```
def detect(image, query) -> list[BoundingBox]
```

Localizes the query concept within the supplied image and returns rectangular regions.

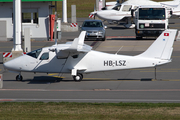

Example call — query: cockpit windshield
[26,48,42,58]
[112,5,121,11]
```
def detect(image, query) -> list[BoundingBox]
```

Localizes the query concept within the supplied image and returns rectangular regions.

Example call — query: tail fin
[70,31,86,49]
[137,29,177,60]
[69,31,92,52]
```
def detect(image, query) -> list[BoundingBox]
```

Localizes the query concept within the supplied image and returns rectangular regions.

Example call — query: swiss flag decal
[164,33,169,36]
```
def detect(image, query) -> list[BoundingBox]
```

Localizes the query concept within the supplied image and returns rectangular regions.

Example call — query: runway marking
[48,75,180,82]
[133,68,180,73]
[107,36,135,38]
[160,68,180,70]
[83,78,114,80]
[140,71,178,72]
[0,99,14,101]
[1,98,180,102]
[0,89,180,92]
[48,73,64,78]
[172,56,180,58]
[98,45,150,48]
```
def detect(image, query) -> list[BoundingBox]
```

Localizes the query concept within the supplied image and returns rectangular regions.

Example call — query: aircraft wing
[55,31,92,58]
[160,3,178,8]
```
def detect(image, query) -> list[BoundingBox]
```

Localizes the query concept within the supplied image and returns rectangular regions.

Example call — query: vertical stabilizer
[70,31,86,49]
[137,29,177,60]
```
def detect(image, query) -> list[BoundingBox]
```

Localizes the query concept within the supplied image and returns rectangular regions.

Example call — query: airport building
[0,0,62,41]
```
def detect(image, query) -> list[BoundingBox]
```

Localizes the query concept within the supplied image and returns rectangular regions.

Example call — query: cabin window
[40,53,49,60]
[27,48,42,58]
[122,5,132,12]
[133,6,139,10]
[72,54,79,59]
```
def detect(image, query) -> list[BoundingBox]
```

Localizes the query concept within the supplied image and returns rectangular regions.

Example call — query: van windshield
[139,8,165,20]
[26,48,42,58]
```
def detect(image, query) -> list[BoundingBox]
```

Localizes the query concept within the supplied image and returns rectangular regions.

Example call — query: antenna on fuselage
[115,46,123,55]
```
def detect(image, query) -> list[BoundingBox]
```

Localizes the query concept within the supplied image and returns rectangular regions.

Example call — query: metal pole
[54,1,57,43]
[12,0,22,51]
[62,0,67,23]
[155,65,157,80]
[96,0,99,11]
[71,5,76,23]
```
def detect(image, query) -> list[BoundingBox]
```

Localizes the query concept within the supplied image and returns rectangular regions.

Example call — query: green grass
[52,0,175,18]
[0,102,180,120]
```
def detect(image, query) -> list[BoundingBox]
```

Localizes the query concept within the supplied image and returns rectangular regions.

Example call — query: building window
[22,12,38,24]
[12,10,38,24]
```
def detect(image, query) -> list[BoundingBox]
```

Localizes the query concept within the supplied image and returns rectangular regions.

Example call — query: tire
[102,36,106,41]
[16,75,23,81]
[73,73,83,82]
[136,36,142,40]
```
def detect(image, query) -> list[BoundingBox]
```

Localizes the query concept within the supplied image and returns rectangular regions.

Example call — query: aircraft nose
[3,58,21,71]
[4,60,14,70]
[96,11,109,19]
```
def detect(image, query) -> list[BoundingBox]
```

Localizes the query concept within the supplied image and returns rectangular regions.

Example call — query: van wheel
[136,36,142,40]
[102,36,106,41]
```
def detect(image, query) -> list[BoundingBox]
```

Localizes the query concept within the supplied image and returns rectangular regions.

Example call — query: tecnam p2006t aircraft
[3,29,177,81]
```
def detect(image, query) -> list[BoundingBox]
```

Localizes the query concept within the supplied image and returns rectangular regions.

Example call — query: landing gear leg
[73,73,83,82]
[16,73,23,81]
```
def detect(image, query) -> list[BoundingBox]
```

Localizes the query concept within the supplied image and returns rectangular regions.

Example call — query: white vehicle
[4,29,177,81]
[90,0,180,28]
[134,5,171,39]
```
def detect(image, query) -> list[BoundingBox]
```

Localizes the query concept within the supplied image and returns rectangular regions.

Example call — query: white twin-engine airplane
[3,29,177,82]
[90,0,180,27]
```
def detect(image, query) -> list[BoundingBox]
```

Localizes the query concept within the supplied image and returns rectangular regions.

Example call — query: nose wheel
[73,73,83,82]
[16,74,23,81]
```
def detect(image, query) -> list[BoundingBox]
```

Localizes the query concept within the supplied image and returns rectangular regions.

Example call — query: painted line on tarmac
[140,71,178,72]
[107,36,135,39]
[0,99,14,101]
[1,98,180,102]
[48,75,180,82]
[1,89,180,92]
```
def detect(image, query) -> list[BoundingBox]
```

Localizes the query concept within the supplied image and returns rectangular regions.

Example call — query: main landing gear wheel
[73,73,83,82]
[16,74,23,81]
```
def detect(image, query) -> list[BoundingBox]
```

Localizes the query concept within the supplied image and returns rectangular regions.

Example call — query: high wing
[49,31,92,58]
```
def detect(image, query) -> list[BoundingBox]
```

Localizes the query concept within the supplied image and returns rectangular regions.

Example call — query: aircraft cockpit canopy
[26,48,42,59]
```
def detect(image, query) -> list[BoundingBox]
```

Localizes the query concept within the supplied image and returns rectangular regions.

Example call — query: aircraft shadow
[25,76,66,84]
